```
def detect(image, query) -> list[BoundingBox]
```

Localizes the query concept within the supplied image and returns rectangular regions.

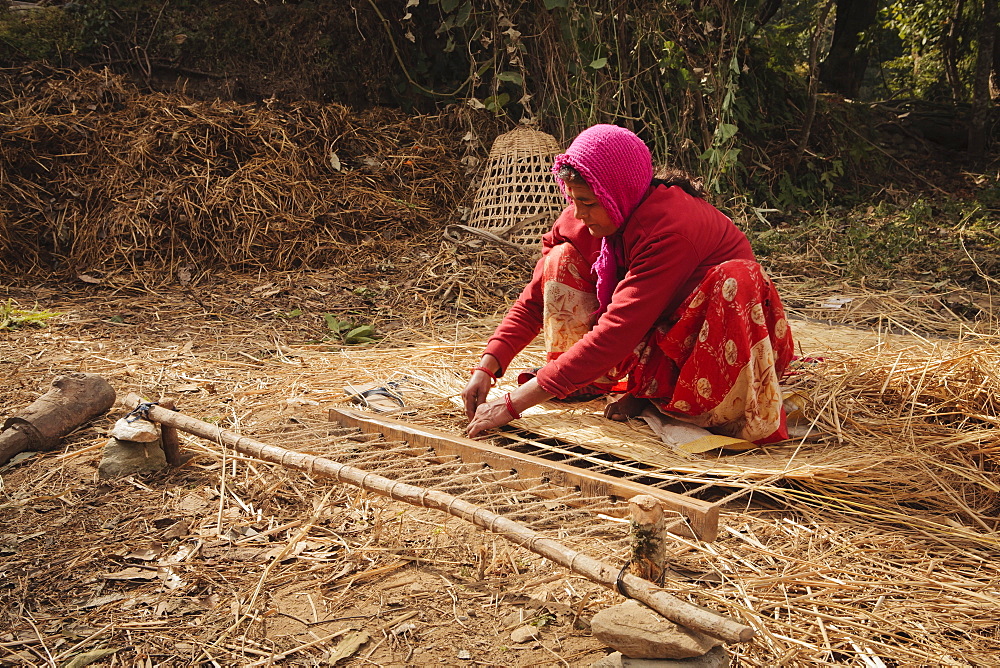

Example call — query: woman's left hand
[467,398,515,437]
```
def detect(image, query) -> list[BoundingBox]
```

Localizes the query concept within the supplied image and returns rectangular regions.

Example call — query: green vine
[368,0,475,98]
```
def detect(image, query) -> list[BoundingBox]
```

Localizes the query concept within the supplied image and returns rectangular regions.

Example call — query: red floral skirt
[540,243,795,444]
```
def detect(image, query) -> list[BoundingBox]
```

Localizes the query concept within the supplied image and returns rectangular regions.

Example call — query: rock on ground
[510,625,540,643]
[590,600,722,659]
[590,646,730,668]
[110,417,160,442]
[98,438,168,478]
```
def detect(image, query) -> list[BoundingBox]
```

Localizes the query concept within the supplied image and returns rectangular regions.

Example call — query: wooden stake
[629,494,667,583]
[157,398,182,466]
[122,393,753,644]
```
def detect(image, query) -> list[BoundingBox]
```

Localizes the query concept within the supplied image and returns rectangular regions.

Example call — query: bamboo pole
[121,394,754,644]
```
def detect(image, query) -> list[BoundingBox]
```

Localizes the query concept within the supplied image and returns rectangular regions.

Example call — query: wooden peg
[629,494,667,583]
[158,397,183,466]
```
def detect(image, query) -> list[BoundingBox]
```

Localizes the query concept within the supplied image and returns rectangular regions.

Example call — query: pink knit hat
[552,125,653,313]
[552,124,653,227]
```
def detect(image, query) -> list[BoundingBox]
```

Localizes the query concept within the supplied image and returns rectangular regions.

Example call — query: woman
[463,124,794,445]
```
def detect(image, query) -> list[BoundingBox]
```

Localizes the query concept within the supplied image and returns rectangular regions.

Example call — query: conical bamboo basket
[467,128,567,247]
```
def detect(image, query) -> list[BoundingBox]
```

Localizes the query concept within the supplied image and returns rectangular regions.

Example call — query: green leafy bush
[0,6,84,63]
[323,314,378,345]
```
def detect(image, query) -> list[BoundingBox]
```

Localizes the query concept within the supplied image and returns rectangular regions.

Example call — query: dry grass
[776,275,999,338]
[2,274,999,665]
[0,65,485,277]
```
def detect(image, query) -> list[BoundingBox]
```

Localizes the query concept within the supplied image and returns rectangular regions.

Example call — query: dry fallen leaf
[163,519,191,540]
[125,541,163,561]
[324,630,370,665]
[61,647,120,668]
[101,567,158,581]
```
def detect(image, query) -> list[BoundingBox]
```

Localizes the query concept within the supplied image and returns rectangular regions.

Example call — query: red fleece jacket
[483,184,756,398]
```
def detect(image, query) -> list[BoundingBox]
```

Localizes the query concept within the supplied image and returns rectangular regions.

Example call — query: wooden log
[629,494,667,583]
[0,373,115,466]
[122,393,753,644]
[329,408,720,542]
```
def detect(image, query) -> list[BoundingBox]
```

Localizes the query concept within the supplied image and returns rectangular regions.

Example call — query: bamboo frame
[123,393,753,643]
[329,407,721,541]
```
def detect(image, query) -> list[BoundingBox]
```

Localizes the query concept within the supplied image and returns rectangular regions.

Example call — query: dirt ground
[2,271,998,667]
[0,274,630,668]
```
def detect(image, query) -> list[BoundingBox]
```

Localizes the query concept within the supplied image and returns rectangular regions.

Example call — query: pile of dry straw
[0,65,478,276]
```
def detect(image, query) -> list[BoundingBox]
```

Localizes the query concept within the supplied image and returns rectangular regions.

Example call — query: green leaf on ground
[0,300,57,330]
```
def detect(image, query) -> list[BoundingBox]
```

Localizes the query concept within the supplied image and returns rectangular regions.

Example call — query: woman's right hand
[463,355,500,419]
[462,370,495,419]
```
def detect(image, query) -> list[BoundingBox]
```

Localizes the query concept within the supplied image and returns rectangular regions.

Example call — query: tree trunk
[969,0,998,161]
[943,0,967,100]
[992,23,1000,97]
[794,0,836,173]
[756,0,785,27]
[0,373,115,465]
[818,0,880,98]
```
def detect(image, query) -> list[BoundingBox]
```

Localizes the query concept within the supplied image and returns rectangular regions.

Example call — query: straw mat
[507,401,870,483]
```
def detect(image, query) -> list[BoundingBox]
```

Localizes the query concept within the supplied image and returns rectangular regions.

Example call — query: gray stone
[502,609,527,628]
[590,600,721,660]
[510,625,540,643]
[110,417,159,442]
[98,437,167,478]
[590,647,730,668]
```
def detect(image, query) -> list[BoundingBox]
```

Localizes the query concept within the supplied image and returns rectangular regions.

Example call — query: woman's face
[566,180,617,238]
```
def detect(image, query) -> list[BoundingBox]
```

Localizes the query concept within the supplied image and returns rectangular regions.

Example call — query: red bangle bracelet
[504,392,521,420]
[470,366,498,385]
